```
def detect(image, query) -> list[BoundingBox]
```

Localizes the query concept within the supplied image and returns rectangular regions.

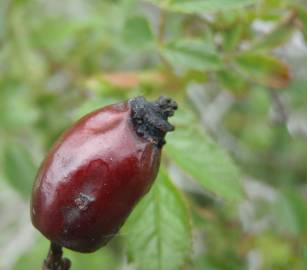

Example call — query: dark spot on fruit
[75,193,95,211]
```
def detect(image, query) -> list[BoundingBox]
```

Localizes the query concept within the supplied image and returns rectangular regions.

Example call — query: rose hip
[31,96,177,253]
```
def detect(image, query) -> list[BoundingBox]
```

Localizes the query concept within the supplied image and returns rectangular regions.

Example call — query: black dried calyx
[130,96,178,147]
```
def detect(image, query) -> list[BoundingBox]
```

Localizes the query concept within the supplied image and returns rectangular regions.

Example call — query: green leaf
[3,143,36,198]
[33,20,84,49]
[298,7,307,43]
[304,246,307,270]
[274,189,307,236]
[0,86,39,131]
[222,24,243,51]
[0,1,6,41]
[122,16,154,47]
[234,53,291,88]
[146,0,255,13]
[125,170,192,270]
[161,39,223,71]
[251,25,294,51]
[217,68,250,94]
[165,108,244,201]
[255,234,294,269]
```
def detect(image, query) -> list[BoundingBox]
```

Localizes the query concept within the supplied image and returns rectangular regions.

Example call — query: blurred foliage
[13,235,120,270]
[0,0,307,269]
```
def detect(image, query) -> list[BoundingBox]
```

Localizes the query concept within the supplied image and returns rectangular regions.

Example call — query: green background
[0,0,307,269]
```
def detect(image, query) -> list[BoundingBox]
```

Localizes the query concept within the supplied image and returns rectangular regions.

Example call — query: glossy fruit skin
[31,101,161,253]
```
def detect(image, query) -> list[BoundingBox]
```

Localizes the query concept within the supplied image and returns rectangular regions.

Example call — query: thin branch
[158,9,167,44]
[269,89,307,140]
[158,8,171,69]
[269,89,289,123]
[156,8,179,87]
[42,242,71,270]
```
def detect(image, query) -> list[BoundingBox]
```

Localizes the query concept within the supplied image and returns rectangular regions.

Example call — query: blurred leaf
[125,170,191,270]
[246,86,271,116]
[9,7,47,82]
[0,1,6,41]
[147,0,256,13]
[194,252,245,270]
[13,236,119,270]
[255,234,294,269]
[75,98,116,120]
[13,237,49,270]
[217,68,250,93]
[298,7,307,42]
[234,53,291,88]
[161,39,223,71]
[103,72,141,88]
[166,108,244,201]
[251,24,294,51]
[33,20,85,49]
[3,142,36,198]
[0,87,39,131]
[223,24,243,51]
[122,16,154,47]
[241,122,273,149]
[102,72,165,89]
[274,189,307,236]
[304,246,307,270]
[66,249,119,270]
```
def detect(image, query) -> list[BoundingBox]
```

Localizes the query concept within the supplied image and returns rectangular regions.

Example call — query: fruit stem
[42,242,71,270]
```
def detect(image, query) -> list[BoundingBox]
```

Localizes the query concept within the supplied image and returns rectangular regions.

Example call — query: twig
[157,8,179,87]
[158,9,171,69]
[158,9,167,44]
[269,89,307,139]
[269,89,289,123]
[42,242,71,270]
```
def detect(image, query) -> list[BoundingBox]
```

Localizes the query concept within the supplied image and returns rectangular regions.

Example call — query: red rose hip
[31,96,177,253]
